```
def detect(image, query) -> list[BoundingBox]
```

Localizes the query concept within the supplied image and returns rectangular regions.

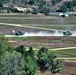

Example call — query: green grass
[0,14,41,17]
[34,25,76,30]
[1,23,76,30]
[52,48,76,58]
[0,19,59,24]
[9,37,36,41]
[35,48,76,60]
[9,36,75,42]
[0,14,76,30]
[10,36,76,58]
[0,21,76,30]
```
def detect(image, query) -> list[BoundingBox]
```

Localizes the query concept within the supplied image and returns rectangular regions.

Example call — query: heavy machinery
[63,31,72,36]
[12,30,25,36]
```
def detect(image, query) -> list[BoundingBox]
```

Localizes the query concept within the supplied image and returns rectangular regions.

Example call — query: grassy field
[0,14,76,75]
[9,37,76,59]
[0,14,76,31]
[52,48,76,58]
[0,23,76,30]
[9,36,76,47]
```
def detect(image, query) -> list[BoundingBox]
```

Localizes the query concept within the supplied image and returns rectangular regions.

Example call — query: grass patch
[34,25,76,30]
[52,48,76,58]
[9,37,36,41]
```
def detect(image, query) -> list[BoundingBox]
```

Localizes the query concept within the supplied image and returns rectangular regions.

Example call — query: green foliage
[37,47,48,72]
[37,47,63,74]
[0,36,37,75]
[60,4,68,12]
[28,47,35,58]
[70,72,75,75]
[21,0,35,5]
[52,0,62,6]
[15,45,37,75]
[0,35,12,55]
[23,47,37,75]
[39,6,50,15]
[24,56,37,75]
[37,47,48,55]
[15,45,25,54]
[48,52,63,74]
[60,0,76,12]
[0,36,63,75]
[73,0,76,6]
[0,2,3,7]
[0,51,25,75]
[28,0,34,5]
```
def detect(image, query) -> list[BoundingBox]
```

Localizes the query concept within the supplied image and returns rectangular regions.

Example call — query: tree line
[0,35,63,75]
[0,0,63,14]
[60,0,76,12]
[0,0,76,14]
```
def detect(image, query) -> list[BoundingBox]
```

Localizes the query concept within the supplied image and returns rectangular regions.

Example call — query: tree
[37,47,63,74]
[60,1,74,12]
[28,0,34,5]
[51,0,62,6]
[0,35,12,55]
[28,47,35,58]
[7,0,10,13]
[13,0,16,4]
[24,56,37,75]
[0,36,37,75]
[60,4,68,12]
[15,46,37,75]
[0,51,25,75]
[40,6,50,15]
[15,45,25,55]
[48,52,63,74]
[0,36,25,75]
[21,0,29,5]
[73,0,76,6]
[23,46,37,75]
[0,3,3,12]
[0,0,5,13]
[38,0,46,9]
[65,1,73,11]
[37,47,48,72]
